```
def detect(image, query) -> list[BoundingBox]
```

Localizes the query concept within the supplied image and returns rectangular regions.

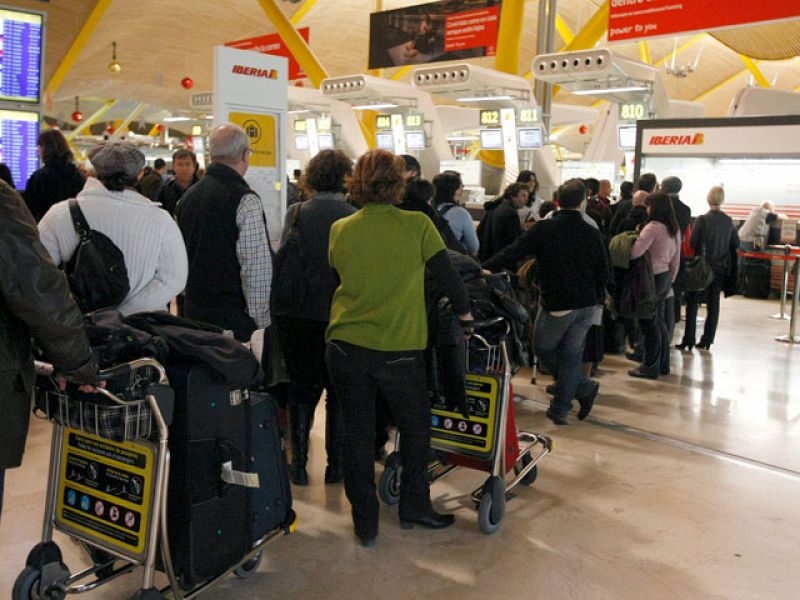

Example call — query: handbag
[684,219,715,292]
[271,203,308,317]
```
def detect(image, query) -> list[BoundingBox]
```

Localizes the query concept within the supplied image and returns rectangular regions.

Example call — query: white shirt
[38,177,188,315]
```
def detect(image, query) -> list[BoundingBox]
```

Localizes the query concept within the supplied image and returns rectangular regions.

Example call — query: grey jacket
[0,182,96,468]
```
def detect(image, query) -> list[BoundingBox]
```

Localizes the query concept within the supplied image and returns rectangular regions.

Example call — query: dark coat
[23,158,85,222]
[478,198,522,262]
[155,174,199,216]
[0,182,96,469]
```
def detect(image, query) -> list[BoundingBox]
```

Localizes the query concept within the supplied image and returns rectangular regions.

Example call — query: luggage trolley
[379,318,552,534]
[13,358,296,600]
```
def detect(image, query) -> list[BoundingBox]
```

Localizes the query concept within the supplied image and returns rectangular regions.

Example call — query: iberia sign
[609,1,800,43]
[231,65,279,80]
[648,133,704,146]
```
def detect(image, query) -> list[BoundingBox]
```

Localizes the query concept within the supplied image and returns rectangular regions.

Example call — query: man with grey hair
[176,124,272,341]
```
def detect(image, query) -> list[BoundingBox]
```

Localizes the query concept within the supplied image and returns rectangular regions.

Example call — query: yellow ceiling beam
[555,14,575,46]
[66,98,117,141]
[289,0,320,25]
[654,33,706,66]
[495,0,526,75]
[693,64,756,101]
[45,0,114,98]
[255,0,329,88]
[639,41,651,64]
[740,55,770,88]
[390,65,413,81]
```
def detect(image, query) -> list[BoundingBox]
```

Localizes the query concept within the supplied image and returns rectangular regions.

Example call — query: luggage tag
[221,461,260,488]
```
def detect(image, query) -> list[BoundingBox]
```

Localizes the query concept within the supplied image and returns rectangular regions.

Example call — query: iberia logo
[231,65,279,80]
[649,133,704,146]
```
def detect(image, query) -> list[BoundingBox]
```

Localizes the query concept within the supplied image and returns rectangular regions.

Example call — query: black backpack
[65,200,130,313]
[271,203,307,316]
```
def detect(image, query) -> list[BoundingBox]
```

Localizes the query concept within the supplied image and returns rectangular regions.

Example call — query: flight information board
[0,9,44,103]
[0,110,40,189]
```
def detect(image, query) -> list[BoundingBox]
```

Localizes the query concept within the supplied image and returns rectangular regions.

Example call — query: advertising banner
[225,28,310,81]
[214,46,287,243]
[369,0,501,70]
[609,1,800,43]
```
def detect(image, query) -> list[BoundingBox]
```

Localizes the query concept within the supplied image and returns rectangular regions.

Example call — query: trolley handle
[472,317,510,336]
[97,358,168,384]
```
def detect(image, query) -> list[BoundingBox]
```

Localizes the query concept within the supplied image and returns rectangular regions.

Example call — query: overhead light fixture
[163,116,192,122]
[108,41,122,74]
[571,85,649,96]
[456,95,515,103]
[204,115,214,120]
[288,109,311,115]
[351,102,399,111]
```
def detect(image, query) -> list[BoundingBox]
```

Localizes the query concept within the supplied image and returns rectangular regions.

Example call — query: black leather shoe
[545,383,557,395]
[358,535,376,548]
[675,342,694,351]
[625,351,643,362]
[696,342,712,351]
[628,367,658,380]
[545,407,568,425]
[400,509,455,530]
[324,464,344,484]
[577,380,599,420]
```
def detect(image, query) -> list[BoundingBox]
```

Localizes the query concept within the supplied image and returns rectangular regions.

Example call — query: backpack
[64,199,130,313]
[435,204,468,254]
[271,203,307,317]
[476,197,502,262]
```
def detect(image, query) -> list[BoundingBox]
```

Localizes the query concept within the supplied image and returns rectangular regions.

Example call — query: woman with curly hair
[325,149,472,547]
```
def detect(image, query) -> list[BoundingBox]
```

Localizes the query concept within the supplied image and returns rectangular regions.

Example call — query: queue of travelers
[2,122,749,548]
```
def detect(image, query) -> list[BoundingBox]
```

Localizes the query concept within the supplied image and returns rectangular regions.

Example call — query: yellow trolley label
[55,429,155,558]
[430,373,499,456]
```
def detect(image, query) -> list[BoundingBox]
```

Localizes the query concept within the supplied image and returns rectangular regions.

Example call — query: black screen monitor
[0,8,44,103]
[518,127,543,149]
[0,109,40,189]
[479,129,503,150]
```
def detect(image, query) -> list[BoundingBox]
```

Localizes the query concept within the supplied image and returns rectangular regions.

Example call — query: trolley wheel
[233,552,263,579]
[379,454,402,506]
[514,453,538,486]
[477,476,506,535]
[12,565,66,600]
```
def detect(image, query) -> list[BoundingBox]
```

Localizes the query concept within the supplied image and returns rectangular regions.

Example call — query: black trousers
[640,272,671,372]
[683,275,724,345]
[325,340,430,539]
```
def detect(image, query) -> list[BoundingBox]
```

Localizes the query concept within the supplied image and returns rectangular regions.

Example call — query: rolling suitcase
[740,258,771,299]
[166,364,291,587]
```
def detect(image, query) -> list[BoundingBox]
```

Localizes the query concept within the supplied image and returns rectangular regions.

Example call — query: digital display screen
[405,131,425,151]
[376,132,394,150]
[618,125,637,149]
[518,108,538,123]
[317,133,334,149]
[480,129,504,150]
[618,102,646,121]
[518,127,543,149]
[0,109,39,189]
[0,9,44,103]
[294,134,309,150]
[293,119,307,132]
[480,109,500,126]
[405,113,423,129]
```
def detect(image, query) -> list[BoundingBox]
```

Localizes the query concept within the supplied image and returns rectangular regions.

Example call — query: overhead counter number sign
[405,113,423,129]
[375,115,392,130]
[619,102,646,121]
[480,109,500,127]
[518,108,539,123]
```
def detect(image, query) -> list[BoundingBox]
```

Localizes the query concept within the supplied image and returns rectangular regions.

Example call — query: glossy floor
[2,294,799,599]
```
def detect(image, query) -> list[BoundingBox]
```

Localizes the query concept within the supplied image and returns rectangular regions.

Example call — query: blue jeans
[534,306,596,417]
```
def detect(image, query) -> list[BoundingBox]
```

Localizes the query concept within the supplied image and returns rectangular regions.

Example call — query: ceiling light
[571,85,649,96]
[163,116,192,122]
[108,41,122,74]
[288,109,311,115]
[351,103,399,111]
[456,95,515,103]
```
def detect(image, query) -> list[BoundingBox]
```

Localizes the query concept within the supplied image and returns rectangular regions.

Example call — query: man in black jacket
[484,179,611,425]
[478,182,528,261]
[177,124,272,341]
[0,181,97,515]
[155,149,199,215]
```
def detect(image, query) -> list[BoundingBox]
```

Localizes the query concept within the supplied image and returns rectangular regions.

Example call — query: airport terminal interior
[1,1,800,598]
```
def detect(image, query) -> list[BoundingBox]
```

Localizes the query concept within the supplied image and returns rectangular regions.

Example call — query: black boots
[288,392,345,486]
[288,403,313,486]
[324,397,345,484]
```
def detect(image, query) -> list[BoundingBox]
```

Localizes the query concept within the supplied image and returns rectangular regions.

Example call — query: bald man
[176,124,272,341]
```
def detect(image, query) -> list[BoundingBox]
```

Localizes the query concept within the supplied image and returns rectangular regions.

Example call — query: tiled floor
[2,294,799,599]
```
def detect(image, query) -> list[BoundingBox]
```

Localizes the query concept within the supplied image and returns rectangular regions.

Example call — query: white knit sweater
[38,177,188,315]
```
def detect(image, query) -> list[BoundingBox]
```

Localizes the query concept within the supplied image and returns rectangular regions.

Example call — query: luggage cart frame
[379,318,552,534]
[13,358,296,600]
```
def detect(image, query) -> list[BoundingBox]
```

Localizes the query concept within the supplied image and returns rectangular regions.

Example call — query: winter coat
[23,157,85,222]
[0,182,96,469]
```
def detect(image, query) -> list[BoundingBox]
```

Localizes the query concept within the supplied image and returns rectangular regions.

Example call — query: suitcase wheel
[234,552,263,579]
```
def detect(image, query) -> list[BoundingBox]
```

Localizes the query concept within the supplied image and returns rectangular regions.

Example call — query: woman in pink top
[629,192,681,379]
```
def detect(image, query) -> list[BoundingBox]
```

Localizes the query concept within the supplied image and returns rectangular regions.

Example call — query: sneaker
[577,380,599,420]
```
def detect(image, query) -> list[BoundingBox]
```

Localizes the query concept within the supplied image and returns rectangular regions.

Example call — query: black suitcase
[166,364,291,587]
[740,258,771,299]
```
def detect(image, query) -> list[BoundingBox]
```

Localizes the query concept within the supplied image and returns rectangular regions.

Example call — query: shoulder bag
[271,203,307,317]
[684,217,715,292]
